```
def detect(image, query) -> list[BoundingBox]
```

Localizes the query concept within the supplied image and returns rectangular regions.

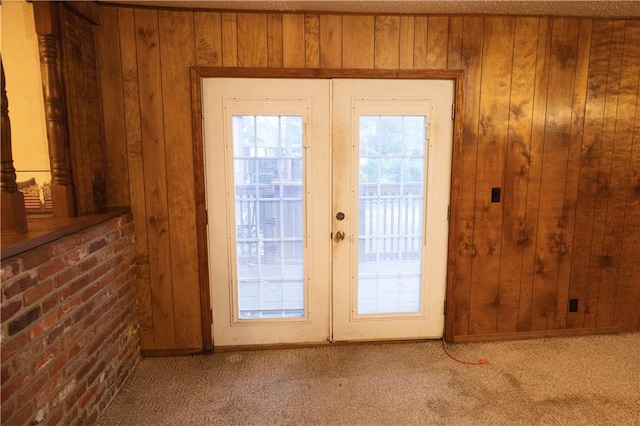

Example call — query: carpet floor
[98,333,640,425]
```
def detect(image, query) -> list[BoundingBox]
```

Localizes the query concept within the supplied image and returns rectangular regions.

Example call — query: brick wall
[1,213,139,425]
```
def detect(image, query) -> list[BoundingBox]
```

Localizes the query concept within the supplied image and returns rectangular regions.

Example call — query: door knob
[334,230,346,242]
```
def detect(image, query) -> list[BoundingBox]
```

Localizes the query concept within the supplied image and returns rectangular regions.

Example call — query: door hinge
[205,209,208,225]
[451,103,455,120]
[447,205,450,221]
[210,309,213,324]
[444,300,447,316]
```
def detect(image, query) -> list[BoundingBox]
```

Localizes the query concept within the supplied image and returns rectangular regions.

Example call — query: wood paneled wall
[96,5,640,351]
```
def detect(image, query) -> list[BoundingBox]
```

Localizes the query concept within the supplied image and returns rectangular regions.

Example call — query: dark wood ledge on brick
[1,207,131,260]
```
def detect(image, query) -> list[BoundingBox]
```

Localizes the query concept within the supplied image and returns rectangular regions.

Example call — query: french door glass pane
[232,115,304,319]
[358,116,426,314]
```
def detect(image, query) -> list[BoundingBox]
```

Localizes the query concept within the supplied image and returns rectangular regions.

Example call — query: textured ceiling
[101,1,640,17]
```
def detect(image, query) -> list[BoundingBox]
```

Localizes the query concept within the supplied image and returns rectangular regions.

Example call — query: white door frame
[190,69,463,351]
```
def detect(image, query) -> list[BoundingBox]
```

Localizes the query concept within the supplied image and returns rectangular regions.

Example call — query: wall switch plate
[491,187,501,203]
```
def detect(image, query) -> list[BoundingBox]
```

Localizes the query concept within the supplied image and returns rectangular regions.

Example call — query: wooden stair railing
[1,57,28,234]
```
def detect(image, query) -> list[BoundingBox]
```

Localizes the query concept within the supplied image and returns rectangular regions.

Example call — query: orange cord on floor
[441,338,489,365]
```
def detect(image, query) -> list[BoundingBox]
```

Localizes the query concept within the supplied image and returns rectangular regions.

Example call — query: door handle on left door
[334,230,346,242]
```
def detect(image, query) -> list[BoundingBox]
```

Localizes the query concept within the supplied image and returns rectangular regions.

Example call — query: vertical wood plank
[61,9,94,214]
[221,13,237,67]
[557,19,592,329]
[95,6,129,207]
[529,17,579,331]
[453,16,484,337]
[118,7,154,349]
[342,15,374,68]
[267,14,283,67]
[399,16,414,69]
[468,16,515,335]
[158,10,202,349]
[82,23,107,211]
[237,13,268,67]
[598,20,639,328]
[194,11,222,66]
[613,20,640,331]
[134,8,175,349]
[374,16,400,69]
[283,14,305,68]
[568,20,612,328]
[584,20,626,328]
[304,14,320,68]
[319,14,341,68]
[496,17,539,333]
[413,17,428,69]
[447,16,463,70]
[426,16,449,69]
[518,18,551,332]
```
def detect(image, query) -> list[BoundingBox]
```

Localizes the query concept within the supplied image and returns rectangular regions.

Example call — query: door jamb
[190,67,465,352]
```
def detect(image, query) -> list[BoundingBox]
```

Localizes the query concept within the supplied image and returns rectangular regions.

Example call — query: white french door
[203,78,453,347]
[331,79,453,341]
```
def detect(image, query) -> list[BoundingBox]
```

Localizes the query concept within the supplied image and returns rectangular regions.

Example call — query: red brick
[119,222,134,236]
[68,274,91,296]
[77,256,98,275]
[87,360,105,386]
[61,326,83,350]
[71,301,94,325]
[49,352,69,376]
[1,364,11,386]
[1,299,22,322]
[51,378,76,407]
[85,408,99,425]
[105,230,119,244]
[79,381,99,409]
[76,356,97,382]
[1,333,27,360]
[80,283,100,303]
[3,402,34,426]
[16,371,48,405]
[112,239,127,254]
[35,375,62,407]
[52,236,78,256]
[63,381,86,411]
[8,306,41,336]
[64,247,89,267]
[1,370,29,403]
[42,288,70,313]
[61,294,83,314]
[62,407,79,426]
[34,345,61,373]
[84,308,103,328]
[76,227,100,245]
[89,263,108,282]
[54,267,78,288]
[1,258,21,281]
[23,279,54,305]
[28,310,58,340]
[1,398,15,423]
[44,406,65,426]
[89,238,108,254]
[3,272,37,300]
[46,316,73,345]
[22,245,54,270]
[38,258,65,280]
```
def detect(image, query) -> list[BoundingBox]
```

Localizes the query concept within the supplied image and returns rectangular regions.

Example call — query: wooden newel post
[34,2,75,218]
[1,58,28,233]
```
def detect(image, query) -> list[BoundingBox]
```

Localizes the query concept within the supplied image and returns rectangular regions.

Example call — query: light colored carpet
[98,333,640,425]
